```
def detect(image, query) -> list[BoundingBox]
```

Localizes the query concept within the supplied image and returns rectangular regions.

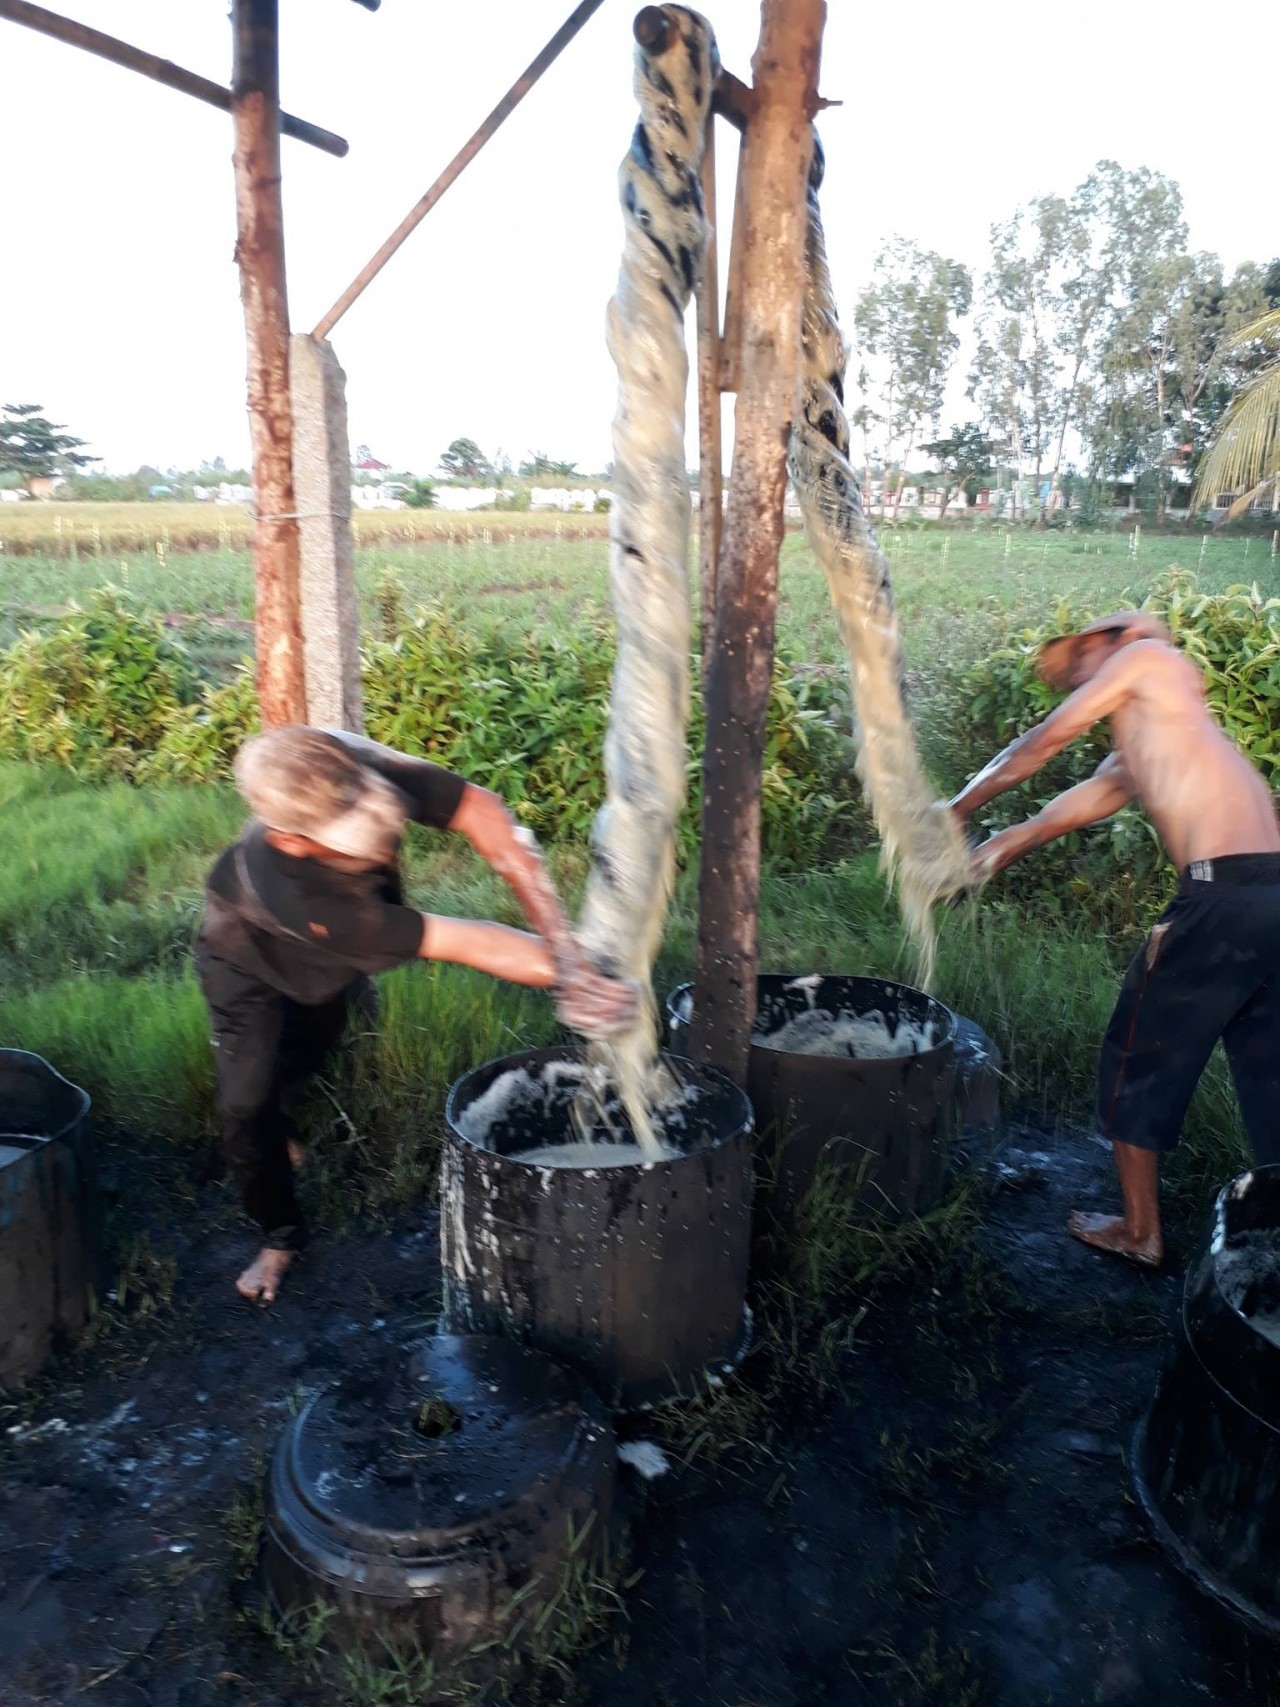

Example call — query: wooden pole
[0,0,347,156]
[694,121,722,687]
[233,0,307,726]
[688,0,826,1083]
[312,0,607,340]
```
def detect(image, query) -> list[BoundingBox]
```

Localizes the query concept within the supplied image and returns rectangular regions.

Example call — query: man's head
[234,726,406,867]
[1036,610,1172,693]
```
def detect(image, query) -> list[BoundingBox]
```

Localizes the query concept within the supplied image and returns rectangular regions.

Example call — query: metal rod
[233,0,307,725]
[311,0,606,339]
[0,0,348,156]
[694,121,723,691]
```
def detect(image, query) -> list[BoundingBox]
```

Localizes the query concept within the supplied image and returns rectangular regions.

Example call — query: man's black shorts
[1097,853,1280,1164]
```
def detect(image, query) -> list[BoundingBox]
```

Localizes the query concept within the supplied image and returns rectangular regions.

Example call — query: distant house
[351,481,409,511]
[433,486,509,512]
[354,456,390,475]
[529,486,601,512]
[27,474,64,500]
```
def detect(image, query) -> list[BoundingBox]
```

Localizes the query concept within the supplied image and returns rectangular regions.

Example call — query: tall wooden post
[694,123,722,685]
[688,0,826,1083]
[232,0,307,726]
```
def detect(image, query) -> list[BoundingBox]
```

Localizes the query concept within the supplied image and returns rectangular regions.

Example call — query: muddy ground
[2,1120,1277,1707]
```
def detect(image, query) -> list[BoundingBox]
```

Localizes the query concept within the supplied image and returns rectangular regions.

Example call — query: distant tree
[402,477,437,509]
[518,451,579,479]
[0,402,95,491]
[439,438,493,481]
[854,240,972,520]
[921,423,998,515]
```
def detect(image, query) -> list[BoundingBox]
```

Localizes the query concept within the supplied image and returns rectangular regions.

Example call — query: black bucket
[0,1049,97,1386]
[667,974,957,1222]
[1132,1164,1280,1640]
[264,1333,615,1663]
[442,1047,754,1411]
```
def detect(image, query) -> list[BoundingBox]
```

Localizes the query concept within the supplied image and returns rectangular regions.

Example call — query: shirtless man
[950,611,1280,1266]
[196,725,637,1303]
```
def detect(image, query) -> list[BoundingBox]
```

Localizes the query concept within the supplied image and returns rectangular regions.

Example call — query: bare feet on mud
[1068,1210,1163,1268]
[236,1247,295,1304]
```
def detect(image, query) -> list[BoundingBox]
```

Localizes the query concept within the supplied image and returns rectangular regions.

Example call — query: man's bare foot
[1068,1210,1163,1268]
[236,1247,295,1304]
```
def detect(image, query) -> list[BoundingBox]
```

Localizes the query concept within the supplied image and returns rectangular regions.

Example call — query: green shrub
[941,571,1280,932]
[364,604,854,862]
[0,590,856,861]
[0,589,194,776]
[141,667,261,784]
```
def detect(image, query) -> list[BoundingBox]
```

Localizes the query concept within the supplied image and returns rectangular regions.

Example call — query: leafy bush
[0,591,856,862]
[141,667,262,784]
[364,605,854,862]
[940,571,1280,931]
[0,588,194,776]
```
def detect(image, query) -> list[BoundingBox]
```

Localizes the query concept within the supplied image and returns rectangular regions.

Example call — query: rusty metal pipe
[311,0,607,340]
[0,0,348,156]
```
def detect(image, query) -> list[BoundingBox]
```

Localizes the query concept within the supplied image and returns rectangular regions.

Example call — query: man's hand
[970,828,1022,884]
[554,961,642,1040]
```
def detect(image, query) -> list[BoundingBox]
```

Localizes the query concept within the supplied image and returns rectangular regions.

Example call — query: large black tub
[1,1049,97,1386]
[667,974,958,1222]
[442,1047,753,1410]
[1132,1164,1280,1640]
[265,1333,615,1663]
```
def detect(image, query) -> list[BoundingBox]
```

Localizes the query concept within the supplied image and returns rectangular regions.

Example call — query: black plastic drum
[264,1333,616,1659]
[1132,1164,1280,1639]
[0,1049,96,1386]
[667,974,958,1222]
[442,1047,754,1410]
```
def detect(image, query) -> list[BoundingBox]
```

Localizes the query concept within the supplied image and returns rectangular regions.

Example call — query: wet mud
[1,1122,1277,1704]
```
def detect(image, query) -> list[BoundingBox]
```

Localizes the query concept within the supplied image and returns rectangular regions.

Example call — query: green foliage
[943,570,1280,930]
[0,589,195,776]
[141,667,261,784]
[401,477,437,510]
[0,400,94,486]
[363,603,853,861]
[439,438,493,482]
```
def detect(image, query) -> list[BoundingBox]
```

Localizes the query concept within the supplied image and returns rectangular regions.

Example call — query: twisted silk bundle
[788,140,972,986]
[574,7,716,1151]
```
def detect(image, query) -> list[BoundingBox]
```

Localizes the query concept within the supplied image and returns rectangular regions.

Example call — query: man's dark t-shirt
[196,748,466,1007]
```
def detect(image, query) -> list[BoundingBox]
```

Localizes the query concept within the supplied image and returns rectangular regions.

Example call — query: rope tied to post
[574,4,716,1153]
[788,135,974,988]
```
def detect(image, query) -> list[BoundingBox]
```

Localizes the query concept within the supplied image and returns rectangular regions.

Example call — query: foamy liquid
[507,1141,670,1169]
[754,1007,938,1060]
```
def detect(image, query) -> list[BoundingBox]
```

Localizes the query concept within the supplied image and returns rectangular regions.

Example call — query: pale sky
[0,0,1271,477]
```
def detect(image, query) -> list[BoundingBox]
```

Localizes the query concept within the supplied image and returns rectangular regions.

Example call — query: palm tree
[1194,309,1280,522]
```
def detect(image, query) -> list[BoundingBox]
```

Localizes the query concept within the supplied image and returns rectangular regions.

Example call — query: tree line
[852,161,1280,522]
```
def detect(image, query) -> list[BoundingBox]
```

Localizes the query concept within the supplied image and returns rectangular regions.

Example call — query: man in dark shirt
[197,725,637,1303]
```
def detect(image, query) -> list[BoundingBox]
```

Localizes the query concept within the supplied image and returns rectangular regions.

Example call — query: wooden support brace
[688,0,827,1084]
[233,0,307,727]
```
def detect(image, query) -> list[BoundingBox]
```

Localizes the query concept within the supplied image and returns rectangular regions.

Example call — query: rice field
[2,502,1273,679]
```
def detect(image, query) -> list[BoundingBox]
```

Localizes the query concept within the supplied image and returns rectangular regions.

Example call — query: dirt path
[1,1124,1276,1705]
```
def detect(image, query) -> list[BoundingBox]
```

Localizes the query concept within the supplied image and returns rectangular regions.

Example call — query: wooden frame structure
[2,0,832,1081]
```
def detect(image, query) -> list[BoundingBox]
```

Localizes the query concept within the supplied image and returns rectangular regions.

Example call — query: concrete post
[289,332,364,731]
